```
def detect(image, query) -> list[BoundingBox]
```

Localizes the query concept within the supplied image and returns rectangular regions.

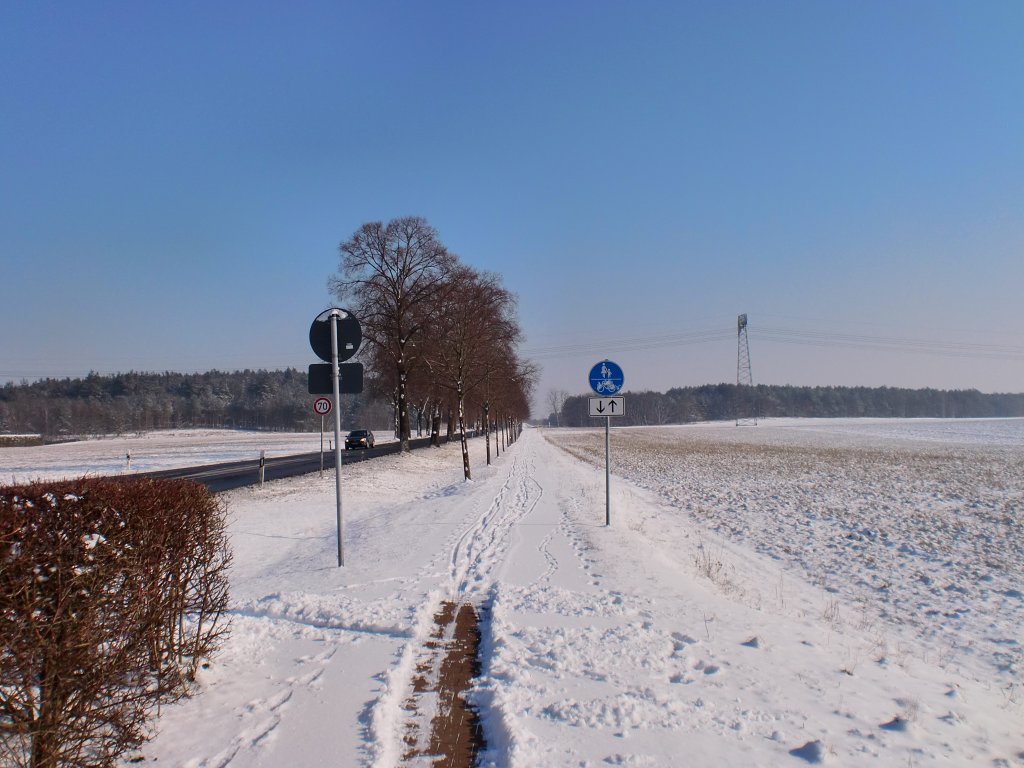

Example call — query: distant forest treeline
[0,370,396,437]
[3,372,1023,438]
[556,384,1024,427]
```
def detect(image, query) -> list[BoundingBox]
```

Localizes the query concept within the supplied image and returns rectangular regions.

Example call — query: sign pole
[330,311,344,567]
[588,360,624,528]
[605,416,611,526]
[309,307,361,566]
[320,415,324,477]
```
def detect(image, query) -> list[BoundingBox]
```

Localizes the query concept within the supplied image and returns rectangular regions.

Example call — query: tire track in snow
[448,450,544,599]
[534,527,558,586]
[393,438,546,767]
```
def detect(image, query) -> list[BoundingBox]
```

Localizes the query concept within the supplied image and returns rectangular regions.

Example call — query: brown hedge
[0,478,231,768]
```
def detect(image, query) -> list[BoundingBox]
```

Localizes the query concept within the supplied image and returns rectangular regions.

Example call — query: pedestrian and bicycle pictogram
[588,360,624,396]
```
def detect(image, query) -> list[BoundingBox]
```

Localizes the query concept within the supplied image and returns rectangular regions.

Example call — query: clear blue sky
[3,1,1022,414]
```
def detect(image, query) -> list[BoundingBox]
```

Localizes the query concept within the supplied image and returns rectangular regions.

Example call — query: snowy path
[101,423,1023,767]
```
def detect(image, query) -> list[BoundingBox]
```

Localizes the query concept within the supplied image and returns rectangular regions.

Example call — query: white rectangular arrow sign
[589,396,625,417]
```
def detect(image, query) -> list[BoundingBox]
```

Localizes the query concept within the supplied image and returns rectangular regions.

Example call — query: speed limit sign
[313,397,332,416]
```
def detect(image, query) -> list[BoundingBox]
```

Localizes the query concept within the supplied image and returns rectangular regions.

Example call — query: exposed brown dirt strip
[401,601,485,767]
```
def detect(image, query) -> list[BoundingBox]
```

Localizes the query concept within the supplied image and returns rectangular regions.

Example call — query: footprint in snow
[938,711,963,726]
[691,659,721,675]
[789,740,828,763]
[880,715,910,732]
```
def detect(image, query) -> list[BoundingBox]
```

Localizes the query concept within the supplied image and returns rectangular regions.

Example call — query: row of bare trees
[329,216,535,479]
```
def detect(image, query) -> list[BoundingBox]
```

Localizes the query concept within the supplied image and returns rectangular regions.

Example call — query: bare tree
[329,217,455,452]
[546,388,569,426]
[488,360,537,449]
[479,353,535,465]
[424,267,523,479]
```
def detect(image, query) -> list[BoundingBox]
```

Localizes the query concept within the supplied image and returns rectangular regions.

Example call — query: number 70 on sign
[589,397,624,417]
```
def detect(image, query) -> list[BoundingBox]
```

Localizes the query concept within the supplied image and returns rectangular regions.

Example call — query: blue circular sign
[589,360,624,395]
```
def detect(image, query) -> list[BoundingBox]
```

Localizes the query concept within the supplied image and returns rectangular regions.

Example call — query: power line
[523,328,734,360]
[754,326,1024,361]
[522,322,1024,363]
[6,322,1022,383]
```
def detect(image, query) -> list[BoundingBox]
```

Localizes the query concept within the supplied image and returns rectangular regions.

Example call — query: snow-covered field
[3,420,1022,766]
[550,418,1024,686]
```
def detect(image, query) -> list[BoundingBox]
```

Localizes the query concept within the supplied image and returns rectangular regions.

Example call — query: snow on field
[547,419,1024,685]
[4,420,1022,766]
[0,429,395,483]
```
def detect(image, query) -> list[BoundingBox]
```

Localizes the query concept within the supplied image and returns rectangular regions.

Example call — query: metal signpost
[313,397,332,477]
[309,308,363,567]
[588,361,625,526]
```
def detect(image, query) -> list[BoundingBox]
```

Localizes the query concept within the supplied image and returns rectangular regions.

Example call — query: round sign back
[310,308,362,363]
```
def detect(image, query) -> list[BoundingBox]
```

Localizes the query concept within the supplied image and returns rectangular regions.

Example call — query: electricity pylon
[736,314,757,426]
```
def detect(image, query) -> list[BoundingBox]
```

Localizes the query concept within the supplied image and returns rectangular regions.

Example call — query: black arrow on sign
[609,400,617,413]
[596,402,606,414]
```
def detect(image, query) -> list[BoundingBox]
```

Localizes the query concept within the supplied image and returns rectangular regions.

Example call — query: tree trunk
[397,366,411,452]
[430,406,442,447]
[458,391,471,480]
[484,404,491,465]
[416,400,426,437]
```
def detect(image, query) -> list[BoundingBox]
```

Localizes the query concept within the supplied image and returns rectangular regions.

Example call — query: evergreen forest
[555,384,1024,427]
[3,370,1023,439]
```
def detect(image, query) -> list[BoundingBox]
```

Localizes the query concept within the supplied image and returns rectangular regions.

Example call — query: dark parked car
[344,429,375,450]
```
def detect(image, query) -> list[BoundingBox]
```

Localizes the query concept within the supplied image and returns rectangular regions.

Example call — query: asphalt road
[133,434,474,493]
